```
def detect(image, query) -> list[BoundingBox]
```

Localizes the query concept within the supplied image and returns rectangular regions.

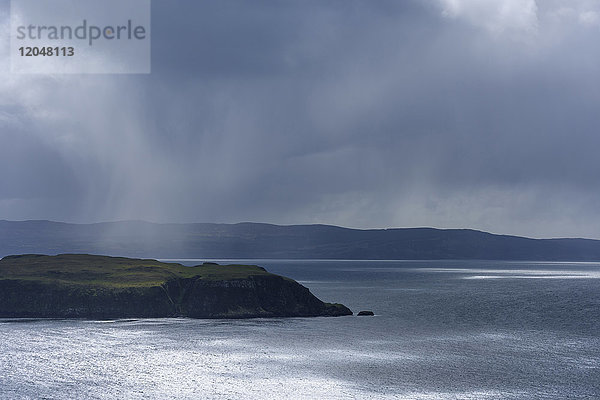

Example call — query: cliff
[0,254,352,319]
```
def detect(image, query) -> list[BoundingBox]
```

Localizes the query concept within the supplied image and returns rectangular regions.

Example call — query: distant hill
[1,220,600,261]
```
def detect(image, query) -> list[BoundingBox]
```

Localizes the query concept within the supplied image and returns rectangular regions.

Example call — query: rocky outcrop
[357,310,374,316]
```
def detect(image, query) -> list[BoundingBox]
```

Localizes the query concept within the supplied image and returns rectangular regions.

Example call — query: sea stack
[357,310,375,316]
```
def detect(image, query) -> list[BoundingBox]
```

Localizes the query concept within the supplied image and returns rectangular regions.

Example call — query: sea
[1,260,599,399]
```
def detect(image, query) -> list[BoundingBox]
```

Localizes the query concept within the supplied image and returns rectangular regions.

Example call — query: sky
[1,0,600,239]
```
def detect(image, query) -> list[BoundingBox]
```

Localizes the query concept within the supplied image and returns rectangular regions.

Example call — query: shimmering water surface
[1,260,600,399]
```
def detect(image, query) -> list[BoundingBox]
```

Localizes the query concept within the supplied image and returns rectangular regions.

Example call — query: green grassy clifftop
[0,254,352,319]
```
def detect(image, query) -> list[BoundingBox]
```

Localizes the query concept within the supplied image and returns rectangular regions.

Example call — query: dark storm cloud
[150,0,428,77]
[2,0,600,238]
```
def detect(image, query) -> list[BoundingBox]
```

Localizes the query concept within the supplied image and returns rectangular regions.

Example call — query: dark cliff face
[0,274,351,319]
[168,275,350,318]
[0,279,172,318]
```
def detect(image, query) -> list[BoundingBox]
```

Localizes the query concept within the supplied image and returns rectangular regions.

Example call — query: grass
[0,254,273,288]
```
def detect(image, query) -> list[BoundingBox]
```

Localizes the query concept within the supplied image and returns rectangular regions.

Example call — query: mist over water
[1,260,599,399]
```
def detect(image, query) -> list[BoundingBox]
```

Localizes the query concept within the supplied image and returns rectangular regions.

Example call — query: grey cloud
[1,0,600,238]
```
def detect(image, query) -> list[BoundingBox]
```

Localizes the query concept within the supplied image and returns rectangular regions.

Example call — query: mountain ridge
[1,220,600,261]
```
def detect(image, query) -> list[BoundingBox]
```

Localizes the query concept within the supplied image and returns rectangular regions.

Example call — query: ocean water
[1,260,599,399]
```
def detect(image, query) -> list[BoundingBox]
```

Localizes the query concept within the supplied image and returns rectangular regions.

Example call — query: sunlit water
[1,260,600,399]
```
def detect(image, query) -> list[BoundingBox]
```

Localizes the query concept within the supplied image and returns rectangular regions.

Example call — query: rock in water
[0,254,352,319]
[357,310,375,316]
